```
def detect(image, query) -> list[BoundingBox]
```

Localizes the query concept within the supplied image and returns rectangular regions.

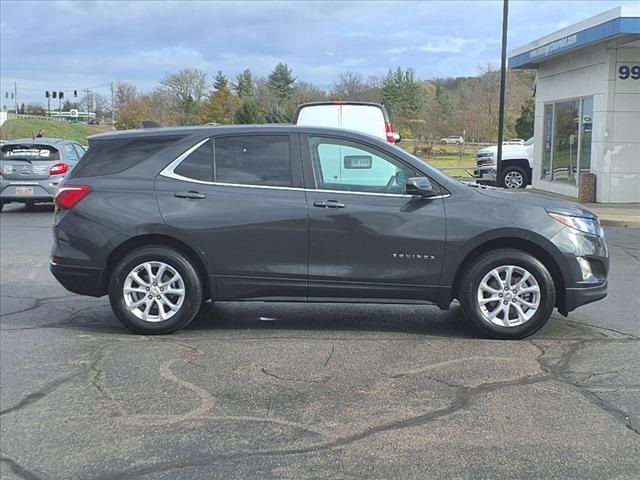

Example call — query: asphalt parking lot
[1,203,639,480]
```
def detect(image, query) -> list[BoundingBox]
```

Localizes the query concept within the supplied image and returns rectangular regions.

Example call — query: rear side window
[71,136,184,178]
[174,140,213,182]
[62,144,80,161]
[214,135,291,187]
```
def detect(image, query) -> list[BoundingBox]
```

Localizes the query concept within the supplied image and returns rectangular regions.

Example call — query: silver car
[0,138,85,211]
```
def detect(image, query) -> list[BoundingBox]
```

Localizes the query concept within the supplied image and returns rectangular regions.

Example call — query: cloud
[420,37,473,53]
[0,0,624,105]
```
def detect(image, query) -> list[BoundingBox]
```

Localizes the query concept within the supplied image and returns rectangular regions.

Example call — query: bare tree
[114,82,137,113]
[160,69,208,125]
[331,71,366,100]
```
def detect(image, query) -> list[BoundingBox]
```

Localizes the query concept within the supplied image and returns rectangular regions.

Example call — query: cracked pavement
[1,204,639,479]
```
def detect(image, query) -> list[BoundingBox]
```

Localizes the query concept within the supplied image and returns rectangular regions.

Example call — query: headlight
[548,212,600,235]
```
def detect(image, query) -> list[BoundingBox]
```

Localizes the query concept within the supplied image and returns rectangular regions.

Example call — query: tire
[459,249,555,339]
[501,166,528,189]
[0,202,4,212]
[441,140,447,145]
[108,246,203,334]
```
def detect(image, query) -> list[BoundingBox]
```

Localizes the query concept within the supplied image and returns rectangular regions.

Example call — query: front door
[156,134,308,301]
[302,135,446,302]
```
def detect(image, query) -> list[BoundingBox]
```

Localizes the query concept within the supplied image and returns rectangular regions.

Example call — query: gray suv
[0,138,86,211]
[50,125,609,339]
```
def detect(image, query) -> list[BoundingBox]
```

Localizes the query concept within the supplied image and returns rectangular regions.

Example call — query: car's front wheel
[501,166,528,189]
[459,249,555,339]
[108,246,203,334]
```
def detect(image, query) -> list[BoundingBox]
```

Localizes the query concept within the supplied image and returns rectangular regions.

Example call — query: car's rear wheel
[108,246,203,334]
[501,166,528,189]
[459,249,555,339]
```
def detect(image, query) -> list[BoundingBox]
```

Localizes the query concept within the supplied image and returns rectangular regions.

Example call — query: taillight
[54,185,91,209]
[50,163,69,175]
[385,122,395,143]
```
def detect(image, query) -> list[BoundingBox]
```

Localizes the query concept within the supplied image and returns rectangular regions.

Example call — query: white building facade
[509,6,640,203]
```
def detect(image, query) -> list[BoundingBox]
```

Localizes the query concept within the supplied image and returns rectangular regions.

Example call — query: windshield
[1,144,60,161]
[524,137,534,146]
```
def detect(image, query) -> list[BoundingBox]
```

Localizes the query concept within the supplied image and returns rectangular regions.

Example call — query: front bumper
[50,261,105,297]
[474,165,496,184]
[562,280,608,314]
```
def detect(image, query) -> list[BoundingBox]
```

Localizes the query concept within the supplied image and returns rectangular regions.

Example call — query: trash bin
[578,173,596,203]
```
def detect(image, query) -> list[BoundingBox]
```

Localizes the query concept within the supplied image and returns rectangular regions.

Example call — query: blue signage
[510,17,640,69]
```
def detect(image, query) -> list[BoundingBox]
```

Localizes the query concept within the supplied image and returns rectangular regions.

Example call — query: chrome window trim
[159,138,450,200]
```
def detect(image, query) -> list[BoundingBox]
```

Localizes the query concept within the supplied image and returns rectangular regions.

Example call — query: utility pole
[110,81,115,130]
[14,82,18,115]
[496,0,509,187]
[85,88,91,123]
[58,91,62,121]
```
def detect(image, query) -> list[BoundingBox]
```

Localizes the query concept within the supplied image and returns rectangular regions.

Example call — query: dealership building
[509,6,640,203]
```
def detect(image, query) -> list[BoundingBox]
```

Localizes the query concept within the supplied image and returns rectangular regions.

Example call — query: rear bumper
[50,261,105,297]
[1,180,57,202]
[561,280,608,314]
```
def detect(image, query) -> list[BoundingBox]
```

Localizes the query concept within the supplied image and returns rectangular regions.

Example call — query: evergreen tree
[265,104,290,123]
[515,96,535,139]
[234,69,254,98]
[266,63,296,104]
[381,67,422,121]
[213,70,229,91]
[234,100,265,124]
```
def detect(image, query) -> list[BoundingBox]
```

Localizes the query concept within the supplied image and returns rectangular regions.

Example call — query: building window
[541,96,593,185]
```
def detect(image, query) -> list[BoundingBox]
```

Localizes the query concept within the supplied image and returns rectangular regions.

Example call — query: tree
[331,71,366,100]
[213,70,229,91]
[160,68,207,125]
[233,69,254,98]
[62,100,80,111]
[199,89,240,125]
[265,104,289,123]
[114,82,137,111]
[267,63,296,104]
[515,96,535,139]
[234,100,265,124]
[382,67,422,122]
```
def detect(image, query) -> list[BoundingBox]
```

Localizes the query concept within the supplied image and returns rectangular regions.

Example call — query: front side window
[174,140,213,182]
[214,135,291,187]
[309,136,413,194]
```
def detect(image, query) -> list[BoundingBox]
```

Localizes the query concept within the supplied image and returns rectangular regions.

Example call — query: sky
[0,0,625,106]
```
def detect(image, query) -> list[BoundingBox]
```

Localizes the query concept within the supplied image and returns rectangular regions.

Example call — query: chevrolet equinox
[50,125,609,338]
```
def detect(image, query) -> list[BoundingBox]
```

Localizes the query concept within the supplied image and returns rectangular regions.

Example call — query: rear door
[156,134,309,301]
[295,104,340,128]
[340,104,386,140]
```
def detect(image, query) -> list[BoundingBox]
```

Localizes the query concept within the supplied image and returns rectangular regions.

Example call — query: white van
[292,101,400,144]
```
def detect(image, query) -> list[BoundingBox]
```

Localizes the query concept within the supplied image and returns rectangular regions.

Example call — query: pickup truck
[474,137,533,189]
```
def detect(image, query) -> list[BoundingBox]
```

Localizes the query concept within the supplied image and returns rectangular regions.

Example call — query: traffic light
[59,91,64,99]
[74,90,77,97]
[52,91,57,99]
[45,91,50,98]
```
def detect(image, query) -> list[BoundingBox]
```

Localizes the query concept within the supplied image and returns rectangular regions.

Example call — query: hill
[0,118,112,145]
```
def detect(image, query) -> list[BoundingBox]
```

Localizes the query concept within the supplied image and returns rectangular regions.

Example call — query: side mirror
[393,132,402,144]
[406,177,438,197]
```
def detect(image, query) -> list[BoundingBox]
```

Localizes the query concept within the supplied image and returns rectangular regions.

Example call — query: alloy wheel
[476,265,541,327]
[123,261,185,322]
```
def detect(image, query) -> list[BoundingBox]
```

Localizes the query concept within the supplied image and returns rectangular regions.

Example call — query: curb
[600,218,640,229]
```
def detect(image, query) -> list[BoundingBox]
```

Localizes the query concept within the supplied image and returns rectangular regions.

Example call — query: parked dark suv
[50,125,609,338]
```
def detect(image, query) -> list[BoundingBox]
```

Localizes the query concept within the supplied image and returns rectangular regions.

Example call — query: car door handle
[174,191,206,200]
[314,200,345,209]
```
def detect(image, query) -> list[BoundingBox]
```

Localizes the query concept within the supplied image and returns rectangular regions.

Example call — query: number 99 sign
[618,65,640,80]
